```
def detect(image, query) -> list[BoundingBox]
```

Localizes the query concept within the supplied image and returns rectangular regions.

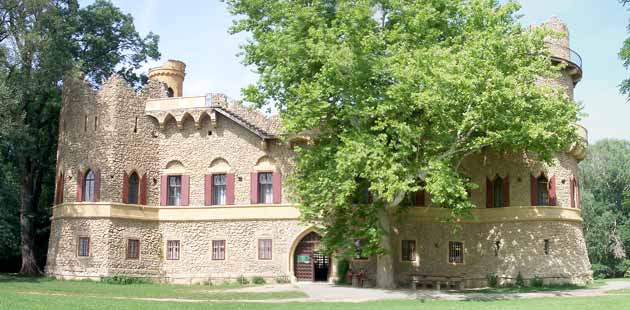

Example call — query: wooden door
[294,232,322,281]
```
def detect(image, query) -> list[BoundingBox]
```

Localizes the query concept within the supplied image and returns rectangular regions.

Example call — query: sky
[79,0,630,143]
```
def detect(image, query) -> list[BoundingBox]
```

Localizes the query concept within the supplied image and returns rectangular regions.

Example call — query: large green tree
[0,0,159,275]
[228,0,578,287]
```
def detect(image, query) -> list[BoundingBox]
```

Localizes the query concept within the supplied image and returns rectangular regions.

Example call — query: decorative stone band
[52,203,582,223]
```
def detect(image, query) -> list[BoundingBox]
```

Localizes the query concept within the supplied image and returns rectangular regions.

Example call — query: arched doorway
[294,232,329,282]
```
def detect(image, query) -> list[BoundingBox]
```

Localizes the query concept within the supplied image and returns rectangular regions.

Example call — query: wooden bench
[409,274,465,290]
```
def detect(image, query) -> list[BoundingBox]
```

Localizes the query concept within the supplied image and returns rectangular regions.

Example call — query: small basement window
[544,239,550,255]
[78,237,90,257]
[448,241,464,264]
[166,240,180,260]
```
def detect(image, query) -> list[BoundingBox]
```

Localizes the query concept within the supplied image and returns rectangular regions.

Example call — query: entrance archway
[293,232,329,282]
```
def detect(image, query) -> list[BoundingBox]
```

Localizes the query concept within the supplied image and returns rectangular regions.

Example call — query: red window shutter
[226,173,235,205]
[160,175,167,206]
[181,175,190,206]
[272,172,282,204]
[139,173,148,205]
[569,176,575,208]
[204,174,212,206]
[76,170,83,202]
[486,178,493,208]
[502,175,510,207]
[548,175,557,206]
[94,169,101,202]
[250,172,258,204]
[122,171,129,204]
[415,189,426,207]
[530,175,537,206]
[576,180,581,209]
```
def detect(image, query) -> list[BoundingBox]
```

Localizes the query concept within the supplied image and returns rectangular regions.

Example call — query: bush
[616,260,630,278]
[486,273,498,288]
[100,275,150,285]
[275,275,290,284]
[592,263,610,279]
[252,276,266,284]
[236,275,249,285]
[515,272,525,288]
[530,275,544,288]
[336,259,350,284]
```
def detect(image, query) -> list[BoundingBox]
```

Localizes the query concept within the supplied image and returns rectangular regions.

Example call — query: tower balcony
[547,42,583,85]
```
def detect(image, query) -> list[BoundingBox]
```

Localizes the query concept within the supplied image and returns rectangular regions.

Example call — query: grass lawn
[1,275,629,310]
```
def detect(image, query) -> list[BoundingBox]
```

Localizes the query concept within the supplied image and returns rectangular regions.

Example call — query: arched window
[493,176,504,208]
[128,172,139,204]
[84,170,95,202]
[167,87,174,97]
[537,175,549,206]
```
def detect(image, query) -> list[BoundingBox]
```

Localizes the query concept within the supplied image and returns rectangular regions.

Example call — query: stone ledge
[52,203,582,223]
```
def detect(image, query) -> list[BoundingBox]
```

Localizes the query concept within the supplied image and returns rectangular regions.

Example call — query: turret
[148,60,186,97]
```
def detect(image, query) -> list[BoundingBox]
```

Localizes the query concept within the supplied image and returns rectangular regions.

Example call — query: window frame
[77,236,90,257]
[257,172,274,204]
[128,172,140,205]
[257,239,273,260]
[84,170,95,202]
[212,174,227,205]
[537,175,550,206]
[212,240,226,261]
[167,175,182,206]
[401,239,417,262]
[492,176,504,208]
[126,239,140,260]
[448,241,464,264]
[166,240,180,260]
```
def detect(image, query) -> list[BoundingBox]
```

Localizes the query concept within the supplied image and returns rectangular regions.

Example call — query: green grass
[469,282,602,294]
[0,274,306,301]
[0,275,629,310]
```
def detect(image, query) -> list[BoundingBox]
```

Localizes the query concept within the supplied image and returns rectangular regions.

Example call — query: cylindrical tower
[148,59,186,97]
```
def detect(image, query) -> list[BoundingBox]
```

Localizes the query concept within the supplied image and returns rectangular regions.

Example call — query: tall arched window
[493,176,504,208]
[167,87,174,97]
[128,172,139,204]
[84,170,95,202]
[537,175,549,206]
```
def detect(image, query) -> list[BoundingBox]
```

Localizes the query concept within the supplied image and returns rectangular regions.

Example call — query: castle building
[46,17,592,287]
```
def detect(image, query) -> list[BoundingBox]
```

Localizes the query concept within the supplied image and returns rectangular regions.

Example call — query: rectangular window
[167,176,182,206]
[448,241,464,264]
[166,240,180,260]
[78,237,90,257]
[401,240,416,261]
[212,240,226,260]
[258,239,272,260]
[127,239,140,259]
[212,174,227,205]
[258,173,273,204]
[544,239,550,255]
[353,239,368,260]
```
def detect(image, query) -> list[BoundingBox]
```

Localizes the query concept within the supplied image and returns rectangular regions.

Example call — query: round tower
[148,59,186,97]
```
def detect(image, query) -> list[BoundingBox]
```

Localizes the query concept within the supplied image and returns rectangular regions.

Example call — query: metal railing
[545,42,583,70]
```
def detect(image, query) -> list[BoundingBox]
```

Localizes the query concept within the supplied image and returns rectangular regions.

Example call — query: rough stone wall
[46,217,309,283]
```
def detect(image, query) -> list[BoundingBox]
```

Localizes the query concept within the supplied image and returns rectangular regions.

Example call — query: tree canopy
[0,0,159,274]
[227,0,579,257]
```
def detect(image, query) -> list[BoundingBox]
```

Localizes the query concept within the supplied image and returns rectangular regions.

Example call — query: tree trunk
[19,162,42,276]
[376,207,396,288]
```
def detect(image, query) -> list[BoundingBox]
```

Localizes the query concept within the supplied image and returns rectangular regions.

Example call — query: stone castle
[45,17,592,287]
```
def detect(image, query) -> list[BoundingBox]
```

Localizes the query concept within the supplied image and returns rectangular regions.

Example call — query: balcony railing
[545,42,583,70]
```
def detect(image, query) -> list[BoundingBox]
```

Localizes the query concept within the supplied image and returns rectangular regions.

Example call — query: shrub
[275,275,290,284]
[486,273,498,288]
[592,263,610,279]
[236,275,249,285]
[530,275,544,288]
[336,259,350,284]
[252,276,266,284]
[616,260,630,278]
[100,275,150,285]
[515,272,525,288]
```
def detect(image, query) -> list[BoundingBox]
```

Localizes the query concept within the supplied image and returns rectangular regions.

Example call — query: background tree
[619,0,630,97]
[580,139,630,277]
[227,0,578,287]
[0,0,159,275]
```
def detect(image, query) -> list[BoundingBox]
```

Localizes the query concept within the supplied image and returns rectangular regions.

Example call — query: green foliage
[591,263,611,280]
[515,272,525,288]
[236,275,249,285]
[616,259,630,278]
[275,275,290,284]
[100,276,151,285]
[580,139,630,276]
[486,273,498,288]
[227,0,578,254]
[251,276,266,284]
[336,259,350,284]
[530,275,544,288]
